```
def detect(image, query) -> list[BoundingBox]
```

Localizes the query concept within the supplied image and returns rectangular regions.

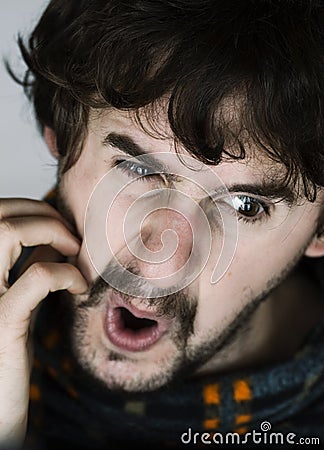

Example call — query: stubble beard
[55,186,313,392]
[66,251,305,393]
[68,265,199,392]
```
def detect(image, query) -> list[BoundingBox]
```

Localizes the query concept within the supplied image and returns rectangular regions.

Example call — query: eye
[115,159,159,181]
[223,195,270,224]
[232,195,266,217]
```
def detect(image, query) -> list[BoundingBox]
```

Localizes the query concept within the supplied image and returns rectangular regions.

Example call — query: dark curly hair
[8,0,324,200]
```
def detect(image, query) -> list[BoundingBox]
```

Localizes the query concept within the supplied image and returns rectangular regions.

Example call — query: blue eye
[116,159,157,180]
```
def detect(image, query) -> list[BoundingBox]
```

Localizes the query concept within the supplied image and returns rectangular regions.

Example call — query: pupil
[239,197,260,216]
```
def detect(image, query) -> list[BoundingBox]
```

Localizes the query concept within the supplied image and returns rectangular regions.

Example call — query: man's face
[58,108,322,392]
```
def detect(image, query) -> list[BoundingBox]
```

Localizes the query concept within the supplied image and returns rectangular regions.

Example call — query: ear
[44,126,59,159]
[304,232,324,258]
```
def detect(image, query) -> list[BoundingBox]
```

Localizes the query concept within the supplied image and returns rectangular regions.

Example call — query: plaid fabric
[24,291,324,450]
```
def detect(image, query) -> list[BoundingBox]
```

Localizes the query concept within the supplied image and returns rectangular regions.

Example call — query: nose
[120,187,213,292]
[138,207,193,280]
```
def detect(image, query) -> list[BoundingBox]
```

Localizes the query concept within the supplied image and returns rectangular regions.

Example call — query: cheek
[73,192,135,282]
[59,155,108,282]
[193,259,256,335]
[60,161,102,237]
[192,218,312,335]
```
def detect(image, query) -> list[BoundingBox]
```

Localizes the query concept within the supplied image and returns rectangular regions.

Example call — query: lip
[104,291,172,352]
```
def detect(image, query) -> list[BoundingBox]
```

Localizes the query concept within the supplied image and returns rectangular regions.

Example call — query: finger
[0,198,74,232]
[0,262,88,447]
[0,217,81,289]
[0,197,62,219]
[0,262,88,330]
[16,245,65,278]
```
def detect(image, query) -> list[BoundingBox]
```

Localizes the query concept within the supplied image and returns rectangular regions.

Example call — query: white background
[0,0,56,199]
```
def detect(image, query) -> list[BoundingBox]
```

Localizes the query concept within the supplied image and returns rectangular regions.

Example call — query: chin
[70,317,185,392]
[91,354,180,392]
[73,346,184,392]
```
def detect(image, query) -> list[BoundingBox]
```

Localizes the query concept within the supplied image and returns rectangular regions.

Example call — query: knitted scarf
[24,293,324,450]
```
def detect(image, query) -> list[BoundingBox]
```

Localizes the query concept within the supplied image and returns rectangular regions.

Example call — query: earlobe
[44,126,59,159]
[304,232,324,258]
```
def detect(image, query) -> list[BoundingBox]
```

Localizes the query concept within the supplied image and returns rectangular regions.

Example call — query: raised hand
[0,198,88,448]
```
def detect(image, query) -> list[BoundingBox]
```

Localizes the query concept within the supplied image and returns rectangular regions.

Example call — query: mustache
[79,259,198,335]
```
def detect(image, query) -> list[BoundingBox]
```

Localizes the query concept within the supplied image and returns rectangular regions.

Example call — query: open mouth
[118,307,157,331]
[104,292,172,352]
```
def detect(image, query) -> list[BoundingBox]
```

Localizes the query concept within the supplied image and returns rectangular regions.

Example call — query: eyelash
[114,159,161,181]
[227,196,270,225]
[114,158,272,225]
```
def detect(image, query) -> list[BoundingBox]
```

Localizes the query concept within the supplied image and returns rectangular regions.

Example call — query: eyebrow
[103,132,168,173]
[103,132,297,206]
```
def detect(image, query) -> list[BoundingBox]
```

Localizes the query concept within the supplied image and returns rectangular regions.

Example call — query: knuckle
[51,217,65,232]
[44,217,65,235]
[0,219,14,237]
[60,262,78,277]
[27,262,51,282]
